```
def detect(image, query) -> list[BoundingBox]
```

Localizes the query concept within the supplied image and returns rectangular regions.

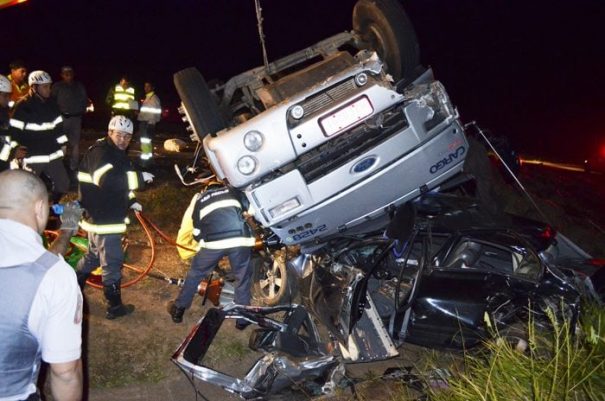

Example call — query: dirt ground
[49,130,605,401]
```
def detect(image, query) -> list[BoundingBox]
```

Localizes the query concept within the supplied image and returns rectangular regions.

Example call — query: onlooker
[76,116,154,319]
[0,74,13,172]
[10,71,69,203]
[105,75,137,121]
[0,169,83,401]
[168,180,255,328]
[52,66,87,174]
[137,81,161,165]
[9,71,70,203]
[7,59,29,108]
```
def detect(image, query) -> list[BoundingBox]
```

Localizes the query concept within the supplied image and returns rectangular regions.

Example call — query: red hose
[46,212,189,290]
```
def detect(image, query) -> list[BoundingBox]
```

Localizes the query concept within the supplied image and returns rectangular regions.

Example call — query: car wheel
[173,67,226,141]
[496,322,530,353]
[352,0,420,82]
[251,249,294,306]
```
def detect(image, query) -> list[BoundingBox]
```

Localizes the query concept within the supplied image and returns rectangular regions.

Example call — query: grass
[427,302,605,401]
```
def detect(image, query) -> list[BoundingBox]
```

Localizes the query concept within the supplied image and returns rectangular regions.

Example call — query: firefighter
[168,180,256,329]
[0,75,13,172]
[137,81,161,165]
[76,115,154,320]
[9,70,70,202]
[105,75,137,120]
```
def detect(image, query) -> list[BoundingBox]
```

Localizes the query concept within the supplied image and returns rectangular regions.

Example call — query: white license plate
[320,96,373,136]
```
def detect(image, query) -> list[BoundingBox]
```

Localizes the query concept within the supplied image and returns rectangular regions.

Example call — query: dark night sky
[2,0,604,162]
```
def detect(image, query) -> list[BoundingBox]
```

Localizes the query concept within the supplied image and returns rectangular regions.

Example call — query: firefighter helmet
[108,115,134,134]
[28,70,52,86]
[0,75,11,93]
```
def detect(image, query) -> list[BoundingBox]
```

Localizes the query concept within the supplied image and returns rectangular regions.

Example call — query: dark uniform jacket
[77,138,143,234]
[9,94,67,164]
[192,185,255,249]
[0,108,11,171]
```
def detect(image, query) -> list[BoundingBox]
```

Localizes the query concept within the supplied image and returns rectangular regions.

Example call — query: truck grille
[290,106,408,183]
[301,78,358,116]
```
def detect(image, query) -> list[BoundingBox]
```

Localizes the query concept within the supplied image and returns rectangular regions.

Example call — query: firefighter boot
[167,301,185,323]
[104,282,135,320]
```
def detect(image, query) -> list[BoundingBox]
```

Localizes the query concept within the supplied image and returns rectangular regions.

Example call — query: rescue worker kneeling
[169,180,255,329]
[76,116,154,319]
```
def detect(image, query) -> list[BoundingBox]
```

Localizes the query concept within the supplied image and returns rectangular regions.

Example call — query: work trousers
[175,246,252,309]
[63,116,82,170]
[76,232,124,286]
[137,122,155,161]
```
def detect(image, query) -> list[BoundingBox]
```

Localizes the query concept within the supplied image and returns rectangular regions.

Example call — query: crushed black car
[172,193,595,398]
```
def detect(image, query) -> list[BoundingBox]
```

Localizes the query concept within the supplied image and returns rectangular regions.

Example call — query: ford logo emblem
[352,156,377,174]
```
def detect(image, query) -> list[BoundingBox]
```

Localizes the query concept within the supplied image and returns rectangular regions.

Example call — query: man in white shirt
[0,169,83,401]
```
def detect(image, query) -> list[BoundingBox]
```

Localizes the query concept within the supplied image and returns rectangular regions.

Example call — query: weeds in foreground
[427,303,605,401]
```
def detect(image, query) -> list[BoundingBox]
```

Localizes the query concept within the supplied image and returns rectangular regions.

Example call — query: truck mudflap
[172,304,345,399]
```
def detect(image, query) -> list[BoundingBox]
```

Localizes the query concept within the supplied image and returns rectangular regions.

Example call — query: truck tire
[173,67,226,141]
[251,250,294,306]
[353,0,420,82]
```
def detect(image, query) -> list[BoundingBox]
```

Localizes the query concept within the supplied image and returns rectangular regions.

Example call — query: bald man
[0,170,83,401]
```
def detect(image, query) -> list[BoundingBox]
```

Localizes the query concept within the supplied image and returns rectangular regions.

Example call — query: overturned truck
[170,0,596,398]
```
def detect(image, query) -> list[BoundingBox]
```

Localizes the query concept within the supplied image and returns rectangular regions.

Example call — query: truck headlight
[237,155,257,175]
[290,105,304,120]
[354,72,368,86]
[243,130,263,151]
[269,197,300,218]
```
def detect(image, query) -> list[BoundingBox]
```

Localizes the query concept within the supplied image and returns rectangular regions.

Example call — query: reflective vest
[8,74,29,108]
[192,186,255,249]
[110,85,135,111]
[0,251,58,400]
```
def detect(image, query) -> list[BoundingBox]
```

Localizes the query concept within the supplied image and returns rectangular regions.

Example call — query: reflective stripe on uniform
[112,102,131,110]
[10,116,62,132]
[23,149,64,164]
[140,106,161,114]
[140,137,152,144]
[128,191,136,200]
[140,153,152,160]
[0,137,12,161]
[92,163,113,186]
[126,171,139,190]
[9,119,24,130]
[57,135,69,144]
[0,144,11,161]
[79,220,127,234]
[77,171,93,183]
[197,236,256,250]
[198,199,242,221]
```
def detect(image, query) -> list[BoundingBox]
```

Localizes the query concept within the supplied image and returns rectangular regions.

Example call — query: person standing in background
[52,66,88,182]
[137,81,161,166]
[105,75,137,121]
[7,59,29,109]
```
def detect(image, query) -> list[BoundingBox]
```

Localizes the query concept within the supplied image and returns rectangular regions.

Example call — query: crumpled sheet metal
[172,304,345,399]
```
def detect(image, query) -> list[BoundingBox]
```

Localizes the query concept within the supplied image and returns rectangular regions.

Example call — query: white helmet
[28,70,52,86]
[108,115,134,134]
[0,75,11,93]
